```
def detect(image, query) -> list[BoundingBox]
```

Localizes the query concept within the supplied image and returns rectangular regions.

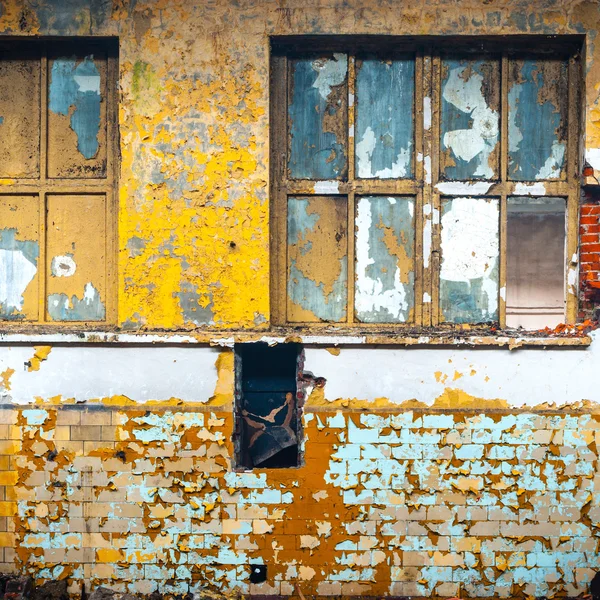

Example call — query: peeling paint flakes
[440,197,499,324]
[355,58,414,179]
[355,197,414,323]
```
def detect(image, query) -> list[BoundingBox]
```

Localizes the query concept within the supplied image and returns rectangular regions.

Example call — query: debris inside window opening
[235,342,301,469]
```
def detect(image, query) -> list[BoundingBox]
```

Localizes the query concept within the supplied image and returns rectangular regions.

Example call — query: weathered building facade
[1,0,600,597]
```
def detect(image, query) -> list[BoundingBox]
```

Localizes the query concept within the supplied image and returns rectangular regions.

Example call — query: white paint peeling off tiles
[0,249,37,314]
[423,219,432,269]
[2,346,221,404]
[313,181,340,194]
[514,182,546,196]
[423,97,431,131]
[435,181,493,195]
[211,337,235,347]
[258,336,286,346]
[304,330,600,408]
[586,148,600,171]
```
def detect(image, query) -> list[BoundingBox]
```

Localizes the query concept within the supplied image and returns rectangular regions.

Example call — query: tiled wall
[4,406,600,597]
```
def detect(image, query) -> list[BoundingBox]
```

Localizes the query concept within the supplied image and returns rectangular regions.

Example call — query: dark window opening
[234,343,301,469]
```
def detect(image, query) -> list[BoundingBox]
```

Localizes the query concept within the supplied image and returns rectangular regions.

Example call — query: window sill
[0,327,592,348]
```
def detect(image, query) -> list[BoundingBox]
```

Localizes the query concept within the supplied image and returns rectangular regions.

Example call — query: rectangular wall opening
[234,343,301,469]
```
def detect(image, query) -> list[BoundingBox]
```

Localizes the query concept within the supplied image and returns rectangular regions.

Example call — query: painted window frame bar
[270,37,583,331]
[0,38,118,327]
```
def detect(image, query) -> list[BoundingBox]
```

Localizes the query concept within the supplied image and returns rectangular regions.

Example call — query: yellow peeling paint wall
[2,1,600,599]
[0,0,598,330]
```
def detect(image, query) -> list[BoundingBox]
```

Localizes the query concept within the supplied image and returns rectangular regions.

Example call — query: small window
[270,38,581,331]
[234,343,301,469]
[0,39,118,325]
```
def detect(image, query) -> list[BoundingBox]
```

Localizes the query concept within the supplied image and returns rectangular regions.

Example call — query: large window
[0,39,117,325]
[270,38,581,331]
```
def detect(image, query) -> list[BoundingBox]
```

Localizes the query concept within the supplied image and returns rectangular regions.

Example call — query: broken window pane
[508,58,568,181]
[288,54,348,180]
[355,196,415,323]
[287,196,348,323]
[440,197,499,324]
[506,197,566,329]
[355,57,414,179]
[440,58,499,180]
[236,343,300,469]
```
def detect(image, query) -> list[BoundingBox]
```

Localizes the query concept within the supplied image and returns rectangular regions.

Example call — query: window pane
[355,58,414,179]
[46,194,107,322]
[48,49,107,178]
[506,197,565,329]
[355,196,414,323]
[287,196,347,322]
[0,45,40,178]
[0,196,39,321]
[440,58,499,180]
[288,55,348,180]
[440,197,499,324]
[508,58,568,181]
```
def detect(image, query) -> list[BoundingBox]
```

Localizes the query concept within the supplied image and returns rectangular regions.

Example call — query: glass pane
[0,45,40,178]
[355,58,414,179]
[46,194,107,322]
[440,197,499,324]
[0,196,40,321]
[288,55,348,180]
[508,58,568,181]
[355,196,415,323]
[287,196,347,322]
[506,197,565,329]
[440,58,499,180]
[48,49,107,178]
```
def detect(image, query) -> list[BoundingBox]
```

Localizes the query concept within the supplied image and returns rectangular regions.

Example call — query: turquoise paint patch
[49,56,101,159]
[508,60,566,180]
[47,283,106,322]
[288,56,347,179]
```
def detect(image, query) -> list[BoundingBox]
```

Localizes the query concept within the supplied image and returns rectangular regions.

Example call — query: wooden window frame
[0,38,118,327]
[270,36,583,331]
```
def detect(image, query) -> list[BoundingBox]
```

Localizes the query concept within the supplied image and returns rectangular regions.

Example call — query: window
[234,343,301,469]
[0,39,117,325]
[270,38,581,331]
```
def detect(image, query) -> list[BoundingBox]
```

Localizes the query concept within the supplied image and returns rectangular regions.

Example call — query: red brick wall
[579,190,600,320]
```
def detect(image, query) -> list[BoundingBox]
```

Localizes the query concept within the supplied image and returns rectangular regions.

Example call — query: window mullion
[499,53,509,329]
[424,51,437,327]
[347,55,356,324]
[39,45,48,323]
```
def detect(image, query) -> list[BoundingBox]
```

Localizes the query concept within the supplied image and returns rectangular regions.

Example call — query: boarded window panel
[440,58,500,180]
[355,196,415,323]
[288,55,348,180]
[287,196,347,322]
[508,58,568,181]
[355,58,414,179]
[506,197,565,329]
[0,196,40,321]
[46,194,106,322]
[47,51,107,179]
[0,46,40,178]
[440,197,499,324]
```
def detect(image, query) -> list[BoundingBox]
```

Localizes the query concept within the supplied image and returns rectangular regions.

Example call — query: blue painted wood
[288,55,347,180]
[355,196,415,323]
[355,58,414,179]
[287,197,347,322]
[508,59,567,180]
[440,59,499,180]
